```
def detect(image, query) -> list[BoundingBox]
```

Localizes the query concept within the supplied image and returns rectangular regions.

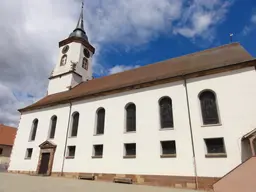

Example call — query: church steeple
[69,2,88,41]
[48,1,95,95]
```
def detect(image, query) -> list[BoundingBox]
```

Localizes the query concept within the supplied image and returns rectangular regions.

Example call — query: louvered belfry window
[96,108,105,134]
[126,103,136,132]
[199,91,219,125]
[71,112,79,137]
[159,97,174,128]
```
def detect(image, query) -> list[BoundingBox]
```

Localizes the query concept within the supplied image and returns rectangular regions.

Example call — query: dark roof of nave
[20,43,255,112]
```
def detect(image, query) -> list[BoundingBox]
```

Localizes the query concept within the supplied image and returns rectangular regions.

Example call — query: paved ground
[0,173,202,192]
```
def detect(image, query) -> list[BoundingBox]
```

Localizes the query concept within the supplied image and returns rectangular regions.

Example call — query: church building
[8,4,256,190]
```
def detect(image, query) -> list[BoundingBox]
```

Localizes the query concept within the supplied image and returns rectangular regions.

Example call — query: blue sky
[94,0,256,78]
[0,0,255,126]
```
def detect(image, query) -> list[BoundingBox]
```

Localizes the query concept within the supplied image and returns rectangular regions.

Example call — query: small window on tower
[60,54,67,66]
[82,57,88,70]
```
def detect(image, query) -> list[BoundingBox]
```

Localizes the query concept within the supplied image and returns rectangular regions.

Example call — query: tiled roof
[0,124,17,146]
[20,43,254,112]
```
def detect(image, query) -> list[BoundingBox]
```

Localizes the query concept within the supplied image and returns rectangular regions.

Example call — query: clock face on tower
[62,45,69,54]
[83,48,90,58]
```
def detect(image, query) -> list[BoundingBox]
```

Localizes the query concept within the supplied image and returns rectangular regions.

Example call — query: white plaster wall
[48,42,93,94]
[53,42,81,77]
[187,67,256,177]
[53,42,92,80]
[8,104,71,172]
[62,81,195,176]
[9,67,256,178]
[76,43,93,81]
[48,74,72,94]
[9,81,195,177]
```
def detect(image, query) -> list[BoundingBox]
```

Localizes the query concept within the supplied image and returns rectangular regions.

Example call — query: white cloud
[0,0,233,126]
[173,0,232,40]
[108,65,140,75]
[242,13,256,36]
[251,14,256,24]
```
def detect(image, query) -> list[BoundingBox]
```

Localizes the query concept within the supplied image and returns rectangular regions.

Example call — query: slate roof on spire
[69,1,88,41]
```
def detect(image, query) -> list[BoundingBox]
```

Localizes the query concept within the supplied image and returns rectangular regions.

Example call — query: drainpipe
[183,77,199,189]
[61,102,72,176]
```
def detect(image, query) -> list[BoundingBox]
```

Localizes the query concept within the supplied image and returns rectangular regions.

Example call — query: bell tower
[48,2,95,95]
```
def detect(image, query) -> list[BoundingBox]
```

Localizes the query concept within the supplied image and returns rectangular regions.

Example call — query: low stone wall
[8,170,219,191]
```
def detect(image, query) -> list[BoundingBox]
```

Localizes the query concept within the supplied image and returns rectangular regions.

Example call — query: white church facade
[8,4,256,190]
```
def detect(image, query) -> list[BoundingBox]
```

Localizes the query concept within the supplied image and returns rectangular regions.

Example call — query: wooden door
[39,153,50,175]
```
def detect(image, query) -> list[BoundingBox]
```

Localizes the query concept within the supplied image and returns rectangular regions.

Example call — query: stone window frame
[160,140,177,158]
[204,137,227,158]
[198,89,221,126]
[66,146,76,159]
[29,119,38,141]
[70,112,79,137]
[159,96,174,129]
[48,115,57,139]
[123,143,136,159]
[125,102,136,133]
[92,144,103,158]
[25,148,33,159]
[95,107,105,135]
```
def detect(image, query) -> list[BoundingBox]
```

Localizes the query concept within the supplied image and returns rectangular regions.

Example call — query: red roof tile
[0,124,17,146]
[20,43,254,112]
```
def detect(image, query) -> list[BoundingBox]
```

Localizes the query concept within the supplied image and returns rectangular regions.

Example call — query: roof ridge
[73,43,242,86]
[20,42,253,112]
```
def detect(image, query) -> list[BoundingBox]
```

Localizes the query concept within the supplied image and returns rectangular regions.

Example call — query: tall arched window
[96,108,105,135]
[30,119,38,141]
[199,90,220,125]
[71,112,79,137]
[159,97,174,128]
[49,116,57,139]
[126,103,136,132]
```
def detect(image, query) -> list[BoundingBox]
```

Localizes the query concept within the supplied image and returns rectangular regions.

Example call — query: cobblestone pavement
[0,173,202,192]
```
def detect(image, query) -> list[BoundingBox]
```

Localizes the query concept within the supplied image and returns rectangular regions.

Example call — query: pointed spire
[69,1,88,41]
[76,1,84,31]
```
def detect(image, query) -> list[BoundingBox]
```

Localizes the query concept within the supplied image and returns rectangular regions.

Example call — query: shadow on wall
[241,139,252,162]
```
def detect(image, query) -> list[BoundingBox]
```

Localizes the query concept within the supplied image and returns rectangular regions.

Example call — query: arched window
[71,112,79,137]
[199,90,220,125]
[82,57,88,70]
[159,97,174,128]
[96,108,105,135]
[60,54,67,66]
[49,116,57,139]
[30,119,38,141]
[126,103,136,132]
